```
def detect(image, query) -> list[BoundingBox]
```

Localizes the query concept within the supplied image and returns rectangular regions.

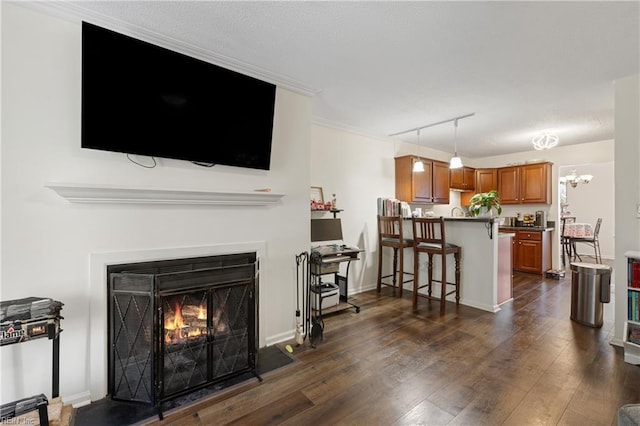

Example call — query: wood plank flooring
[145,265,640,426]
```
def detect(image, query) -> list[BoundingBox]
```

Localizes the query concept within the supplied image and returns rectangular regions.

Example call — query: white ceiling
[27,1,640,158]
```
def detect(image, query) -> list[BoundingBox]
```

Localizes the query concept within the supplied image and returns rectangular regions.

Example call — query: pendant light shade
[449,156,463,169]
[449,119,463,169]
[413,129,424,172]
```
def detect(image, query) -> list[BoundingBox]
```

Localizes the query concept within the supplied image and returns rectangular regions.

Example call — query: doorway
[557,162,614,266]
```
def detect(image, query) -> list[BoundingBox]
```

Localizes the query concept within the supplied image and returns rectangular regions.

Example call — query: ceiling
[27,1,640,158]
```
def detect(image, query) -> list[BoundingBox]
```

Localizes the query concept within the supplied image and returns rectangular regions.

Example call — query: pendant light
[390,113,474,170]
[449,119,463,169]
[413,129,424,172]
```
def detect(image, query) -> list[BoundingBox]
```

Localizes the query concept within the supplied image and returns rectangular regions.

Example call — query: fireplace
[106,252,258,410]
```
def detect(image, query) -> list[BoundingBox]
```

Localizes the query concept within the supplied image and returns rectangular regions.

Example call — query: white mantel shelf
[45,183,285,206]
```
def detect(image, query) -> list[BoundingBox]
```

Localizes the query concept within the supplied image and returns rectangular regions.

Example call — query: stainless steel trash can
[570,262,612,327]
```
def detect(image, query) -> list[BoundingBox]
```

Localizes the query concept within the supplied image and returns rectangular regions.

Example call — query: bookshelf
[624,251,640,365]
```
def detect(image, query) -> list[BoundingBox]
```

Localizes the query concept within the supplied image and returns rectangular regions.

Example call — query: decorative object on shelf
[449,118,463,169]
[331,193,337,209]
[413,129,425,172]
[468,190,502,217]
[310,186,325,210]
[532,132,559,150]
[561,169,593,188]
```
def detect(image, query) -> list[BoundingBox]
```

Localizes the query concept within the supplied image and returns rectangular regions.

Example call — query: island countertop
[499,225,555,232]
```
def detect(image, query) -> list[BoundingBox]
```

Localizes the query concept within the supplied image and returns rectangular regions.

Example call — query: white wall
[613,73,640,345]
[1,3,311,404]
[309,126,465,293]
[310,125,396,292]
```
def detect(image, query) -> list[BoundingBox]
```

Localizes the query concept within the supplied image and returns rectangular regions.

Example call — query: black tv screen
[81,22,276,170]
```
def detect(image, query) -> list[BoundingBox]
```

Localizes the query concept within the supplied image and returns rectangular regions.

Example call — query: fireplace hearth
[107,253,258,417]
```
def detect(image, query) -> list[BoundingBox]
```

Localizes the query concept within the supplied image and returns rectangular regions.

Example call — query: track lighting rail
[389,113,475,137]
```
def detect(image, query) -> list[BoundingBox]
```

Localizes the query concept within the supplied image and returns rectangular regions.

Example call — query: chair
[560,216,576,268]
[376,215,413,296]
[570,218,603,263]
[411,216,461,315]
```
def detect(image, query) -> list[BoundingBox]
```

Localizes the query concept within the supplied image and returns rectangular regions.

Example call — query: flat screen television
[81,22,276,170]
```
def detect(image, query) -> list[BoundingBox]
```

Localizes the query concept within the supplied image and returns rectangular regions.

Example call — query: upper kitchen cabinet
[475,168,498,193]
[461,168,497,206]
[450,166,476,191]
[395,156,450,204]
[498,162,552,204]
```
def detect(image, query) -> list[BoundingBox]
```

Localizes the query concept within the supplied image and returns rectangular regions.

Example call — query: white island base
[397,217,506,313]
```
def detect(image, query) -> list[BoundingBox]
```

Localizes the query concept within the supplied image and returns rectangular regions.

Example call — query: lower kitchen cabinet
[514,230,552,274]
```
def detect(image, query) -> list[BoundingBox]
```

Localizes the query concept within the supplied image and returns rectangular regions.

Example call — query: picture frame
[310,186,325,204]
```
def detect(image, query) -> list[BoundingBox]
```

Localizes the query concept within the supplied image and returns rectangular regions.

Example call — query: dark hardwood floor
[145,262,640,426]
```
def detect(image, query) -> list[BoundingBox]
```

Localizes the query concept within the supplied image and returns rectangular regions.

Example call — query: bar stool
[377,215,413,296]
[412,216,461,315]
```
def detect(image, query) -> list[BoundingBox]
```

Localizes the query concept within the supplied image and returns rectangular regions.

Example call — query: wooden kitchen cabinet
[514,229,552,275]
[449,166,476,191]
[395,156,450,204]
[475,168,498,193]
[498,162,552,204]
[461,168,497,206]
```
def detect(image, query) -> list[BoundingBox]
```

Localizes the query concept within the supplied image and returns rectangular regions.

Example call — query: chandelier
[532,133,559,150]
[562,169,593,188]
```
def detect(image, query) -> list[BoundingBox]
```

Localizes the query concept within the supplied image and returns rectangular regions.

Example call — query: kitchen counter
[444,217,496,223]
[499,225,555,231]
[411,218,502,312]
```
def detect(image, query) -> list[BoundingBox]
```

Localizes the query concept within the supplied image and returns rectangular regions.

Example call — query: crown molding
[18,1,319,97]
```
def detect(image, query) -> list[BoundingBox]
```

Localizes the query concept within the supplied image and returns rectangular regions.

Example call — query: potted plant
[468,189,502,217]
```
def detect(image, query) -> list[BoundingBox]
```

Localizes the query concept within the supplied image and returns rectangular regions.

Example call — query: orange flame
[165,303,184,331]
[164,303,207,344]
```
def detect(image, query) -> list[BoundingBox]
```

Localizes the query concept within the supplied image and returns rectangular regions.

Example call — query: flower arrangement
[468,190,502,217]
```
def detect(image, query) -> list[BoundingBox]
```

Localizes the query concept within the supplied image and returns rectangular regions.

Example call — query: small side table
[0,297,63,424]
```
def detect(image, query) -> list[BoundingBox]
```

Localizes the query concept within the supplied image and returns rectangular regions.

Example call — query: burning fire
[164,303,207,344]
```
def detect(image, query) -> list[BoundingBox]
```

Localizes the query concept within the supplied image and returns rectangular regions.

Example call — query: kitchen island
[440,217,503,312]
[398,217,506,312]
[396,217,513,312]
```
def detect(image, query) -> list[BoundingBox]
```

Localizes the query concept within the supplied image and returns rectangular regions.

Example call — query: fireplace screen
[161,291,209,396]
[108,253,257,406]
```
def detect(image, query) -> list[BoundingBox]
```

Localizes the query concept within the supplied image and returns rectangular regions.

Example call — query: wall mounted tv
[82,22,276,170]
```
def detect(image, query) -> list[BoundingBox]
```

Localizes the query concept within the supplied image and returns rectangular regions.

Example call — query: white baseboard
[62,390,92,408]
[610,337,625,347]
[265,330,294,346]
